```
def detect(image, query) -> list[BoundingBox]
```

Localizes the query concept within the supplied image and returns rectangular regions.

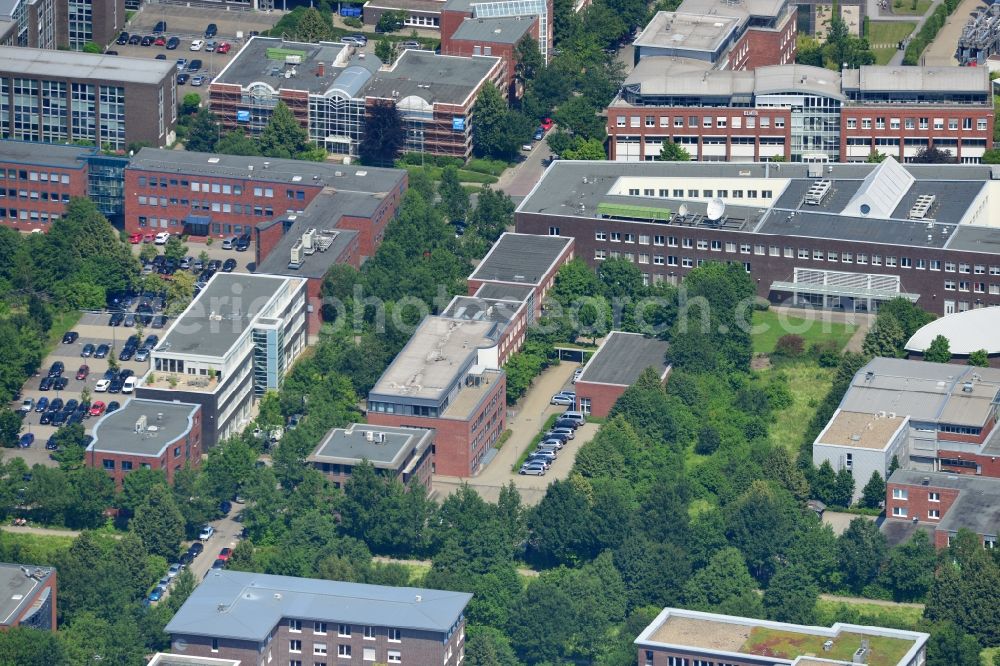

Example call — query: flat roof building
[636,607,929,666]
[0,0,125,51]
[209,37,503,159]
[515,158,1000,316]
[0,140,91,231]
[146,655,242,666]
[165,570,470,666]
[137,273,308,448]
[86,398,202,486]
[0,47,177,150]
[440,15,539,93]
[0,563,56,631]
[308,423,434,490]
[885,469,1000,548]
[574,331,670,417]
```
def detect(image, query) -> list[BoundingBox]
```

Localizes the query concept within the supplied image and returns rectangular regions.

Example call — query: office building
[308,423,434,490]
[607,64,991,163]
[86,398,203,486]
[0,563,56,630]
[136,273,308,448]
[904,307,1000,367]
[440,15,539,93]
[0,0,124,51]
[515,158,1000,316]
[812,358,1000,502]
[574,332,670,417]
[635,607,928,666]
[165,570,470,666]
[884,469,1000,549]
[367,316,506,477]
[209,37,503,159]
[0,140,88,229]
[0,47,176,150]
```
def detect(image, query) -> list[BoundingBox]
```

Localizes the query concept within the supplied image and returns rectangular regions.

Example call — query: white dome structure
[905,308,1000,356]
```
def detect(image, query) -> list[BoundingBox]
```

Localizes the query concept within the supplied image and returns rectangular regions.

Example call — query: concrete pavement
[921,0,984,64]
[496,137,553,199]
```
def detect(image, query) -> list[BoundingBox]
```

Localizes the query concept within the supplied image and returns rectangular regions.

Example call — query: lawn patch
[742,626,916,666]
[766,363,835,452]
[751,309,856,355]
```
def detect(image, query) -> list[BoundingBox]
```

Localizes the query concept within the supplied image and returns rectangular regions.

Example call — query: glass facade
[71,82,96,143]
[86,155,127,217]
[12,78,40,141]
[41,80,67,142]
[252,324,286,397]
[98,85,125,151]
[240,84,279,135]
[474,0,548,60]
[308,94,365,156]
[67,0,93,50]
[757,93,841,162]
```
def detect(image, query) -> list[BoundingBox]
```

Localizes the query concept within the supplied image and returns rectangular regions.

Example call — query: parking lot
[130,237,256,274]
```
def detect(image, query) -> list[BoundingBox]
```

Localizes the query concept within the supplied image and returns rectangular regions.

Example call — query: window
[928,509,940,519]
[978,118,988,131]
[291,620,302,633]
[610,232,621,242]
[338,645,351,658]
[211,638,219,653]
[960,263,971,274]
[364,626,376,640]
[389,629,401,642]
[724,241,735,252]
[103,459,115,470]
[314,644,328,655]
[548,226,559,236]
[654,235,665,246]
[892,488,908,500]
[338,625,350,637]
[624,233,635,243]
[847,118,857,129]
[892,506,908,517]
[945,280,956,291]
[364,648,376,662]
[388,652,401,664]
[291,640,303,653]
[315,623,327,635]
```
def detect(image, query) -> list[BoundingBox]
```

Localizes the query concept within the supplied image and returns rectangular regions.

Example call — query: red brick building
[86,398,202,487]
[307,424,435,490]
[0,563,57,631]
[885,470,1000,549]
[440,15,540,94]
[0,141,92,231]
[573,331,670,418]
[608,64,992,163]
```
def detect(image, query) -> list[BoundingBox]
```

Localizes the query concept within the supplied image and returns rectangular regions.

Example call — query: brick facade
[0,152,89,231]
[440,16,541,93]
[730,9,797,70]
[840,107,994,163]
[885,477,998,548]
[573,379,628,419]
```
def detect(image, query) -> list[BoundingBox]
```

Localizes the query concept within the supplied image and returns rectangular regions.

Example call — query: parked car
[48,361,64,377]
[553,417,580,430]
[154,231,170,245]
[62,331,78,344]
[191,75,206,87]
[572,368,584,383]
[560,411,586,426]
[547,427,575,440]
[116,31,129,45]
[235,234,250,251]
[129,232,143,243]
[212,558,226,570]
[106,401,121,413]
[75,365,89,380]
[19,398,33,413]
[401,40,421,49]
[532,449,557,461]
[122,377,137,393]
[147,587,163,602]
[217,547,232,561]
[38,377,53,391]
[525,455,552,469]
[199,525,215,540]
[53,377,68,391]
[167,563,183,578]
[94,343,110,358]
[128,34,141,45]
[519,462,547,476]
[140,35,154,46]
[541,117,554,131]
[166,36,180,50]
[216,41,231,54]
[534,128,544,141]
[80,343,95,358]
[205,23,218,38]
[153,20,167,34]
[45,438,58,451]
[221,237,235,250]
[219,500,232,515]
[142,335,159,350]
[18,433,34,448]
[189,39,204,51]
[39,411,53,425]
[204,41,216,52]
[34,397,48,413]
[154,35,166,46]
[222,258,237,272]
[187,59,202,72]
[177,73,190,85]
[89,401,106,417]
[152,316,166,329]
[63,399,79,413]
[47,398,63,413]
[179,256,191,269]
[550,392,574,406]
[189,541,205,556]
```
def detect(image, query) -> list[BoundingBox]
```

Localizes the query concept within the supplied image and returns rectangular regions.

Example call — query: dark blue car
[18,433,34,448]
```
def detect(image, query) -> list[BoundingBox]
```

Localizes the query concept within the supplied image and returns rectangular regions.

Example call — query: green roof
[597,202,672,221]
[266,47,308,61]
[742,627,915,666]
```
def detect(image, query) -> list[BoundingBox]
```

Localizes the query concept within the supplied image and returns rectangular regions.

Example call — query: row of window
[0,208,60,222]
[289,620,402,641]
[891,488,941,501]
[845,117,987,131]
[942,281,1000,295]
[0,189,71,202]
[594,249,750,273]
[135,195,279,218]
[137,175,312,200]
[643,655,740,666]
[616,114,785,130]
[287,652,401,665]
[0,168,72,184]
[620,187,773,200]
[892,506,941,519]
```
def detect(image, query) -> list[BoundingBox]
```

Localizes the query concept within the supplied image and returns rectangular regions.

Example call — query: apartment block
[209,37,503,159]
[608,64,991,163]
[812,358,1000,501]
[635,607,928,666]
[0,47,176,150]
[308,423,434,490]
[0,563,56,630]
[885,469,1000,549]
[86,398,202,486]
[136,273,308,448]
[574,331,670,417]
[515,158,1000,316]
[367,316,506,477]
[165,570,470,666]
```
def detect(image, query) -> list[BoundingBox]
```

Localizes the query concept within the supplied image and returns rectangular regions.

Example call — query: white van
[122,376,137,393]
[561,410,586,425]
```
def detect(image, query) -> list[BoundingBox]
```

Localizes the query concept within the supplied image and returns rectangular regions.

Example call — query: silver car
[519,462,546,476]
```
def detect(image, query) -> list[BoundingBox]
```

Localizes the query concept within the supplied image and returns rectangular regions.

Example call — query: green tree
[660,140,691,161]
[527,479,595,566]
[66,467,115,529]
[838,517,887,594]
[0,409,19,447]
[179,92,201,116]
[130,484,184,560]
[469,187,514,242]
[473,85,530,160]
[259,101,313,160]
[924,334,952,363]
[438,165,469,222]
[375,38,397,65]
[880,529,935,602]
[561,137,606,160]
[913,146,956,164]
[683,547,764,618]
[163,235,187,262]
[514,36,543,87]
[553,96,605,140]
[465,625,522,666]
[926,622,981,666]
[139,243,159,264]
[215,129,262,156]
[867,150,887,163]
[294,6,333,42]
[925,530,1000,644]
[0,626,66,664]
[165,271,196,315]
[862,314,906,358]
[764,563,818,624]
[116,467,167,515]
[376,9,406,32]
[359,101,404,167]
[184,107,220,153]
[833,466,855,508]
[968,349,990,367]
[981,148,1000,164]
[859,470,885,509]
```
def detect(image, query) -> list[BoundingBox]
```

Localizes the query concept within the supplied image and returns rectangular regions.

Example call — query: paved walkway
[819,593,925,609]
[922,0,984,64]
[865,0,948,65]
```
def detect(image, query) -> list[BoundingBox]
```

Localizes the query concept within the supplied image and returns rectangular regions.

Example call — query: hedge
[902,0,962,65]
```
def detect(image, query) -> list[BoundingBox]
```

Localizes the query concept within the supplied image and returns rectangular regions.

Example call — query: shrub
[774,334,806,358]
[343,16,363,27]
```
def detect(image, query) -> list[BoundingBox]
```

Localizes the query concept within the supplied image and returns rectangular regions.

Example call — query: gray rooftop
[254,197,362,279]
[473,282,534,302]
[451,15,535,44]
[839,357,1000,426]
[442,295,524,326]
[0,140,92,169]
[159,273,301,359]
[633,11,744,53]
[889,469,1000,537]
[308,423,433,468]
[165,570,471,641]
[946,225,1000,253]
[842,66,989,94]
[130,148,406,194]
[0,46,175,85]
[578,331,670,386]
[0,563,54,627]
[678,0,786,18]
[366,50,501,107]
[470,232,572,285]
[147,654,242,666]
[88,399,199,457]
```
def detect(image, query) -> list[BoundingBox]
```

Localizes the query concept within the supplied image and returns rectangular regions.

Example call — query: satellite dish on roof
[678,203,689,217]
[707,197,726,221]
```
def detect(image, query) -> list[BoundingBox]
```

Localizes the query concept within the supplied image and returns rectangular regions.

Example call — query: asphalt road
[496,135,553,199]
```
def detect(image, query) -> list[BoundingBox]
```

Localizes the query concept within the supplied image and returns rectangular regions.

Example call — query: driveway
[433,361,598,506]
[497,135,553,199]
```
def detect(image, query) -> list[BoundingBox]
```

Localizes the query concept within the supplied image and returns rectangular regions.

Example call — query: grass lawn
[400,164,498,185]
[742,626,915,666]
[751,309,857,355]
[888,0,932,15]
[867,21,915,64]
[766,363,836,452]
[982,647,999,666]
[815,598,924,630]
[0,530,77,564]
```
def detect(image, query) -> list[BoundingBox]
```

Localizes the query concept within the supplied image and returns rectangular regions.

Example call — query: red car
[154,35,166,46]
[217,547,232,561]
[75,364,89,380]
[216,41,231,54]
[541,117,554,131]
[129,232,143,244]
[143,234,155,243]
[89,401,106,417]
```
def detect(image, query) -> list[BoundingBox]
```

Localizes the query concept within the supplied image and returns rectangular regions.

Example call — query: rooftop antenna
[706,197,726,221]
